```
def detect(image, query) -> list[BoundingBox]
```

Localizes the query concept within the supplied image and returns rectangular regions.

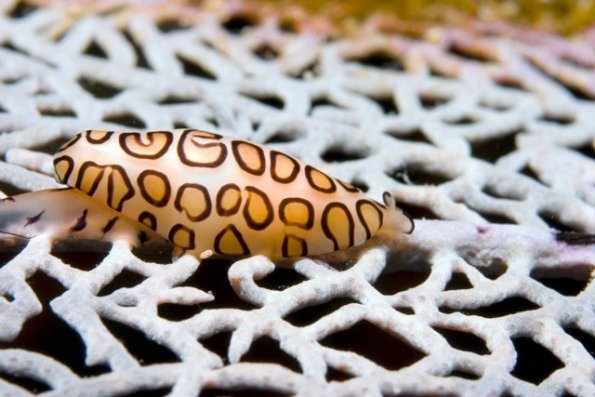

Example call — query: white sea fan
[0,1,593,396]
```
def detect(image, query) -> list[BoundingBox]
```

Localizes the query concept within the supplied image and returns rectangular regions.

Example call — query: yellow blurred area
[266,0,595,35]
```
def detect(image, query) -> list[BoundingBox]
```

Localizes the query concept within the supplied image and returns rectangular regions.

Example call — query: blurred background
[265,0,594,34]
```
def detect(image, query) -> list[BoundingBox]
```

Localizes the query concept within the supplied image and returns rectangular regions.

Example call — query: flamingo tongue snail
[0,129,413,260]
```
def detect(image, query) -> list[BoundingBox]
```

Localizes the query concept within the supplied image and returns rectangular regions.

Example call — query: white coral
[0,1,593,396]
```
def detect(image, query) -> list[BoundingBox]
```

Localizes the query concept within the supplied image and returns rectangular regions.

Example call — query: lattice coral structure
[0,1,593,396]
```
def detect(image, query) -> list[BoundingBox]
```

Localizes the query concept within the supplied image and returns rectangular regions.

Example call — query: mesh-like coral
[0,1,593,396]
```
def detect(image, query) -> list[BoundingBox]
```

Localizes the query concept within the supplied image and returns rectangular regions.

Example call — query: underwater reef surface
[0,1,593,396]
